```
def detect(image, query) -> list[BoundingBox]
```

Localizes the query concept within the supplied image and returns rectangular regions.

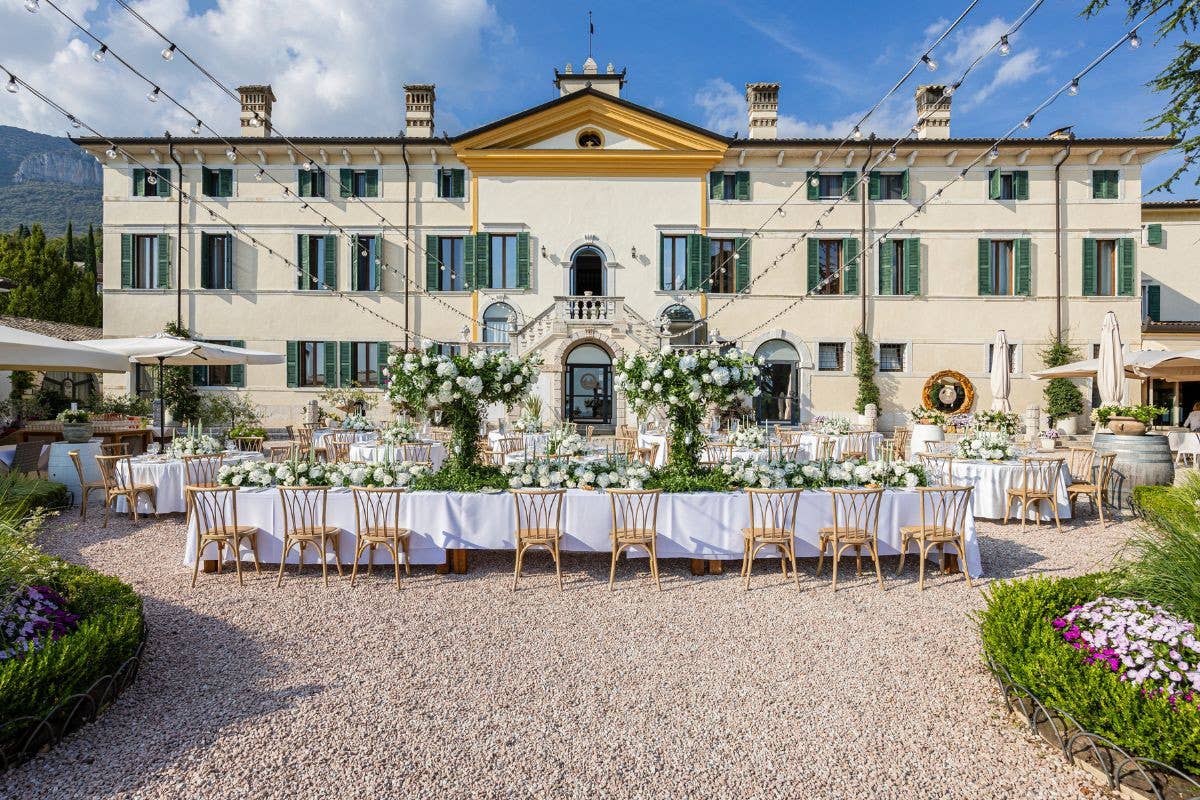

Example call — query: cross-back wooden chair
[298,423,319,457]
[897,486,974,590]
[700,442,733,466]
[740,488,803,590]
[891,427,912,460]
[394,442,432,466]
[326,438,353,463]
[351,487,412,589]
[234,436,264,453]
[607,488,662,591]
[1066,449,1116,528]
[511,488,566,591]
[188,486,261,587]
[94,454,158,527]
[816,487,885,591]
[812,436,837,461]
[841,432,870,460]
[183,453,225,522]
[612,436,638,459]
[768,442,801,462]
[916,453,954,484]
[631,442,659,466]
[100,441,131,456]
[69,450,105,520]
[266,443,296,463]
[277,486,344,586]
[1004,456,1066,530]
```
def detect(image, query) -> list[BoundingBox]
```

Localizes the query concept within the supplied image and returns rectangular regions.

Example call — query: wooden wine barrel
[1092,432,1174,509]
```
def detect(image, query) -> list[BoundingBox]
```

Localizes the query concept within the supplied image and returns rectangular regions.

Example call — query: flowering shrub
[908,407,949,426]
[502,458,652,490]
[0,586,79,662]
[614,346,761,472]
[721,458,927,490]
[812,415,852,436]
[957,430,1016,461]
[384,349,540,469]
[730,425,769,449]
[1053,597,1200,710]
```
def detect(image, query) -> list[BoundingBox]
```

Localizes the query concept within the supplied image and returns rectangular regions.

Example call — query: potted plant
[1037,429,1060,451]
[1040,337,1085,434]
[57,409,93,443]
[1092,404,1166,435]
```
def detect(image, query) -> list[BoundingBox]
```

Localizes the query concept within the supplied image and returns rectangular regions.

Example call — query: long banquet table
[116,451,264,514]
[184,487,983,578]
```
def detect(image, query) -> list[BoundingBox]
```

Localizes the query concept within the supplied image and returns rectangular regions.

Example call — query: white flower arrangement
[340,415,375,432]
[380,419,419,445]
[720,458,927,490]
[546,425,587,457]
[323,460,430,488]
[218,458,429,489]
[216,460,275,488]
[957,430,1017,461]
[168,431,223,457]
[812,415,853,436]
[511,415,544,434]
[614,347,761,421]
[385,349,540,416]
[730,425,768,449]
[501,458,652,491]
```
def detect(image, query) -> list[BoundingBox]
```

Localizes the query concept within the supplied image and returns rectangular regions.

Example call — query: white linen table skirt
[793,432,884,460]
[184,487,983,577]
[313,429,378,451]
[637,433,669,467]
[348,442,446,470]
[116,451,263,514]
[947,459,1072,521]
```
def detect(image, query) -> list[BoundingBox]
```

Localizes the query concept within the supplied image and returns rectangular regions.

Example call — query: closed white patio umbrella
[989,330,1011,412]
[0,323,129,373]
[1096,310,1126,407]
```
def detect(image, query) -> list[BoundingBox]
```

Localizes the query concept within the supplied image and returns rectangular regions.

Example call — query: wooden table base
[689,558,726,575]
[437,548,469,575]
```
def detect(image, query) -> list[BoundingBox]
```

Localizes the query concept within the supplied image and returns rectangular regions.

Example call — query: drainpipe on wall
[401,141,411,349]
[1054,141,1072,342]
[165,131,184,331]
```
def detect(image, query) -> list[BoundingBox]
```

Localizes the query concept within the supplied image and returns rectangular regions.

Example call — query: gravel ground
[3,503,1136,800]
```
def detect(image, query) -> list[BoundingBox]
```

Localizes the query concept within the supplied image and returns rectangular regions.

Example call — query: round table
[947,458,1072,521]
[313,429,378,451]
[116,451,264,514]
[349,441,447,470]
[793,432,884,460]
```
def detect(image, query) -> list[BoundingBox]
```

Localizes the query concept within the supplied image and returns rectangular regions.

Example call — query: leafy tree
[154,321,202,424]
[853,328,881,414]
[1041,336,1085,422]
[0,225,100,327]
[1084,1,1200,190]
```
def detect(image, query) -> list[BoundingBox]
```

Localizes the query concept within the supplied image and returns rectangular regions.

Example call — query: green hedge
[5,478,68,510]
[978,574,1200,776]
[1120,475,1200,622]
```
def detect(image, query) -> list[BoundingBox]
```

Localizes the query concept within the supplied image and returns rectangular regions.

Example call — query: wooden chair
[891,427,912,460]
[1066,449,1116,528]
[69,450,105,521]
[394,442,432,465]
[841,432,870,460]
[351,487,412,589]
[584,424,595,441]
[11,442,45,478]
[95,454,158,527]
[700,442,733,466]
[183,453,224,488]
[115,430,148,455]
[234,436,264,453]
[813,436,837,461]
[326,438,353,463]
[298,423,319,457]
[613,436,639,459]
[629,442,657,466]
[616,424,636,441]
[511,488,566,591]
[916,453,954,484]
[816,487,885,591]
[898,486,974,590]
[1004,456,1066,530]
[277,486,344,586]
[607,488,662,590]
[768,442,801,462]
[264,442,295,463]
[100,441,131,456]
[188,486,261,587]
[740,488,803,590]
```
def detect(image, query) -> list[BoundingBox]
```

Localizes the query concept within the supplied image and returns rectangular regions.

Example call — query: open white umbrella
[990,330,1011,412]
[0,323,129,372]
[1032,349,1200,381]
[1096,310,1126,407]
[76,333,283,437]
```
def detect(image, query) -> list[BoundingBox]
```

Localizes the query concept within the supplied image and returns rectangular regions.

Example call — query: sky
[1,0,1196,197]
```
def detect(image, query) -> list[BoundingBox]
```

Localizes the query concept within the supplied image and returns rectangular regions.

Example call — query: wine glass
[146,442,161,456]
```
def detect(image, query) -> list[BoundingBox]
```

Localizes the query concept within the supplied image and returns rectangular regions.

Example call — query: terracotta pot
[1107,416,1147,436]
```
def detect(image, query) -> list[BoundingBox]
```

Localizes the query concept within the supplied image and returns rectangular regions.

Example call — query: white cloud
[929,17,1052,111]
[0,0,510,138]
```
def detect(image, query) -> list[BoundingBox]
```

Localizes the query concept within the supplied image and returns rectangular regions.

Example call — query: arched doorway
[570,246,605,296]
[755,339,800,424]
[481,302,516,345]
[563,342,612,425]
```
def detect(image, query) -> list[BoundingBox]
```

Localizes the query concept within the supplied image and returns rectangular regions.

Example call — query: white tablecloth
[314,429,377,450]
[948,459,1072,521]
[348,441,447,470]
[1167,430,1200,455]
[184,487,983,577]
[637,433,669,467]
[116,451,264,514]
[793,432,884,460]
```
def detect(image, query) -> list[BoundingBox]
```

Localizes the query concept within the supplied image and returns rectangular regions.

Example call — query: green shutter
[157,168,171,197]
[132,168,145,197]
[988,170,1001,200]
[842,171,858,201]
[219,168,232,198]
[377,342,390,386]
[735,171,750,201]
[1147,284,1161,321]
[1093,170,1119,200]
[904,238,921,295]
[298,169,311,197]
[978,239,993,296]
[901,169,910,201]
[156,234,170,288]
[120,233,133,288]
[462,235,475,290]
[223,234,233,290]
[201,166,213,195]
[658,233,666,290]
[473,232,490,290]
[349,234,360,291]
[451,169,465,198]
[699,236,712,291]
[339,341,352,386]
[516,232,530,288]
[806,171,819,202]
[323,235,337,289]
[298,234,311,290]
[373,235,382,291]
[230,340,245,387]
[425,235,439,290]
[200,234,212,289]
[365,170,379,198]
[324,341,337,386]
[807,238,819,292]
[1014,238,1032,296]
[1147,223,1163,246]
[286,341,298,388]
[685,233,703,291]
[878,239,894,296]
[1082,238,1097,296]
[709,172,723,200]
[435,169,445,198]
[1014,171,1029,201]
[842,238,859,295]
[314,170,325,197]
[339,168,352,198]
[193,365,207,386]
[734,237,750,291]
[1118,237,1136,296]
[868,171,881,201]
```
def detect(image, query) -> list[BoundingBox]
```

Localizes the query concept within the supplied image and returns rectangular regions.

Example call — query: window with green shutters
[201,167,233,198]
[1146,284,1161,321]
[1082,238,1134,295]
[708,239,735,293]
[349,234,381,291]
[296,234,334,290]
[339,168,380,198]
[869,171,909,200]
[289,341,336,387]
[988,170,1028,201]
[660,234,687,290]
[708,171,750,200]
[808,173,856,201]
[131,167,171,197]
[199,233,233,290]
[878,239,921,296]
[120,233,169,289]
[427,235,468,291]
[808,239,854,295]
[979,239,1028,296]
[1092,170,1120,200]
[437,168,465,199]
[298,168,326,198]
[1146,223,1163,246]
[337,342,386,386]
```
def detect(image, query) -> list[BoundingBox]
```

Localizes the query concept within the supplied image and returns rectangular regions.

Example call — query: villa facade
[77,58,1194,429]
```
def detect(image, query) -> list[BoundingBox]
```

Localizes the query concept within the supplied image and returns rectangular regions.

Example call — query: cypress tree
[64,221,75,265]
[85,224,97,273]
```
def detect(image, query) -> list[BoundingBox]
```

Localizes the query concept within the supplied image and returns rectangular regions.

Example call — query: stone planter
[1107,416,1147,436]
[1038,437,1058,451]
[61,422,93,443]
[1054,415,1078,436]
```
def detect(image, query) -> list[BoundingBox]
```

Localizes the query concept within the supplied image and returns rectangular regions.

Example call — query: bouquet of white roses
[341,415,375,432]
[722,458,927,490]
[324,460,430,488]
[502,458,652,490]
[169,425,223,457]
[812,415,852,436]
[380,419,419,445]
[730,425,768,449]
[957,430,1016,461]
[546,425,587,457]
[216,460,275,488]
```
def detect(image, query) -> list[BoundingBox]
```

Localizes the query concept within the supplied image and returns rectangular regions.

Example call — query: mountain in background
[0,125,101,237]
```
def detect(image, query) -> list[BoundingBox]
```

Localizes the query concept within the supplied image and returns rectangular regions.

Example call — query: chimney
[745,83,779,140]
[237,85,274,137]
[404,84,436,138]
[913,85,951,139]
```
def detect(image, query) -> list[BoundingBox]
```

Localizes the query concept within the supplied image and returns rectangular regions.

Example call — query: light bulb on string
[161,44,176,61]
[851,125,862,141]
[147,87,161,103]
[225,147,236,161]
[302,160,312,172]
[776,207,785,217]
[999,35,1010,56]
[255,169,264,181]
[1068,79,1080,96]
[24,0,38,13]
[921,54,937,72]
[887,147,897,161]
[190,119,202,135]
[146,172,158,186]
[92,45,107,62]
[1021,115,1033,129]
[988,146,999,162]
[105,146,117,159]
[1130,29,1141,49]
[945,81,960,97]
[68,115,81,129]
[5,74,18,94]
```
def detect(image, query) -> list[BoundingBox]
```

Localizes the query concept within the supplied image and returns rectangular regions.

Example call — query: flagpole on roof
[588,11,594,59]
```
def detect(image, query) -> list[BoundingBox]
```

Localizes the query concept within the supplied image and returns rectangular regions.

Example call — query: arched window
[577,129,603,148]
[481,302,516,344]
[662,304,706,347]
[754,339,801,423]
[564,342,612,424]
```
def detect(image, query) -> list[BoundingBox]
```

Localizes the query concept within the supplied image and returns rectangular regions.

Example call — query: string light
[1020,115,1033,129]
[105,146,117,159]
[190,119,201,134]
[1068,78,1080,96]
[1129,29,1141,49]
[255,169,264,181]
[160,43,176,61]
[24,0,39,12]
[146,172,157,185]
[989,146,999,161]
[225,147,236,161]
[921,54,938,72]
[851,125,863,141]
[146,86,160,103]
[5,74,17,94]
[999,35,1010,56]
[68,115,81,129]
[92,45,106,63]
